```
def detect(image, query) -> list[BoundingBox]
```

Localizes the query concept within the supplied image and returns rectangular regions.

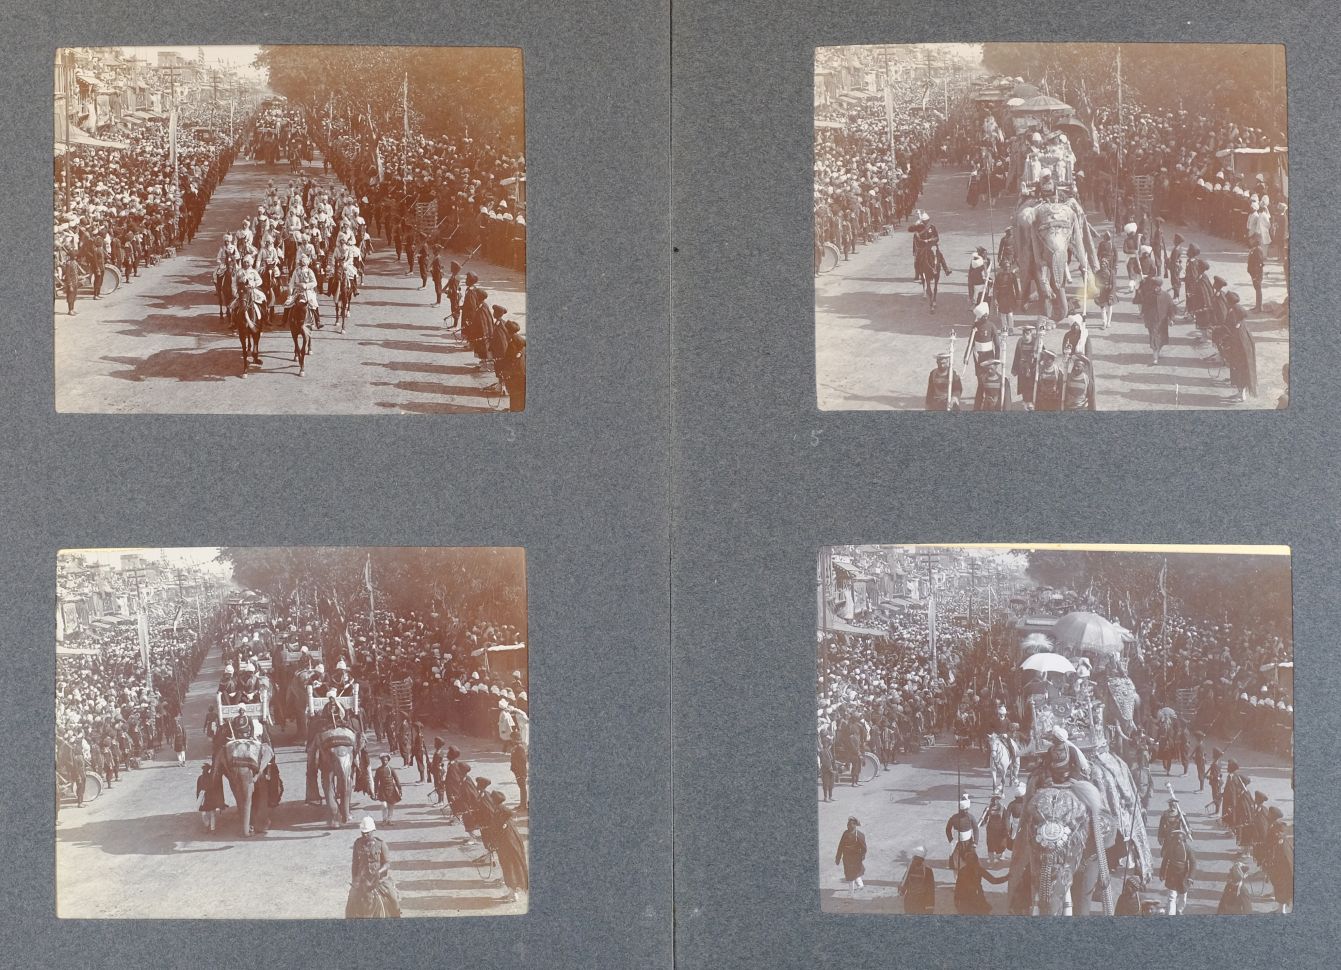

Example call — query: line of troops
[926,316,1093,412]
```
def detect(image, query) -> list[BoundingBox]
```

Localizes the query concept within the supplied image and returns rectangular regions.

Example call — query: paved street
[817,165,1288,410]
[55,157,526,414]
[56,641,527,918]
[818,733,1292,915]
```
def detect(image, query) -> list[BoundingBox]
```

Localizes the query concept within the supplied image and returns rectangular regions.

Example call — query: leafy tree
[254,46,524,149]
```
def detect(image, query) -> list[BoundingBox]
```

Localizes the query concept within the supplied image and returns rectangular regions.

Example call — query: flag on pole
[168,106,178,169]
[364,554,374,595]
[927,594,938,675]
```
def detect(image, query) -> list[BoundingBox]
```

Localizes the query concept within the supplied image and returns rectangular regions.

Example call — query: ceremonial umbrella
[1020,652,1076,675]
[1053,611,1124,658]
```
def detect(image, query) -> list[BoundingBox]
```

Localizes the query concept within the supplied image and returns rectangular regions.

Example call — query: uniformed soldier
[1011,322,1040,403]
[925,352,963,411]
[1157,795,1189,847]
[974,358,1011,411]
[331,659,356,697]
[444,260,463,329]
[1062,353,1095,410]
[945,793,979,871]
[1032,348,1064,411]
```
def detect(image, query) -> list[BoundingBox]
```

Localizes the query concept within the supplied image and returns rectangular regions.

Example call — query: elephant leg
[325,764,339,828]
[237,774,254,837]
[1062,884,1073,916]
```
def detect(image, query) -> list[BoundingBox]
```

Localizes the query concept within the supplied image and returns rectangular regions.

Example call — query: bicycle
[56,765,103,805]
[472,845,498,880]
[80,264,122,297]
[481,359,508,411]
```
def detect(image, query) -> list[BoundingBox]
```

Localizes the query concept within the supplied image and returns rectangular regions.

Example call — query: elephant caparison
[1008,784,1116,916]
[220,738,275,838]
[306,717,363,828]
[1014,199,1097,322]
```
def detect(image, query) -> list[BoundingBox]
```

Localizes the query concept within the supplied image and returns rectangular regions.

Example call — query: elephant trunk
[234,771,255,836]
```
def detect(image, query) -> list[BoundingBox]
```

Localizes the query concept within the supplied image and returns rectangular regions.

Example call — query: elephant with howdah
[1014,198,1099,322]
[305,712,365,828]
[218,738,276,838]
[1007,750,1153,915]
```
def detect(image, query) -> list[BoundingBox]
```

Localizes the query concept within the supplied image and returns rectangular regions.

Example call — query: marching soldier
[1011,322,1040,403]
[974,358,1010,411]
[1062,353,1095,410]
[925,352,963,411]
[1032,349,1064,411]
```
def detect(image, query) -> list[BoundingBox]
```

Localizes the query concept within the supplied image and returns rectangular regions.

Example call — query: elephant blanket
[1089,750,1154,880]
[224,738,264,772]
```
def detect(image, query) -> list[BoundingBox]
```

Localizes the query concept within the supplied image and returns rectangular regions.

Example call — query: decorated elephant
[1008,747,1153,915]
[305,710,364,828]
[1008,783,1114,915]
[1014,198,1098,321]
[219,738,275,838]
[1098,671,1142,748]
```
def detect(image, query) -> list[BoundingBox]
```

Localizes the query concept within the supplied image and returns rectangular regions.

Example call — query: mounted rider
[234,256,267,320]
[285,255,321,329]
[215,235,240,278]
[330,658,356,697]
[1030,725,1106,823]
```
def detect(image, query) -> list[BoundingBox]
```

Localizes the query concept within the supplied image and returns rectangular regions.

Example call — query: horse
[214,266,236,319]
[283,295,316,377]
[259,264,283,326]
[232,284,265,375]
[988,731,1019,796]
[332,266,356,333]
[916,242,948,312]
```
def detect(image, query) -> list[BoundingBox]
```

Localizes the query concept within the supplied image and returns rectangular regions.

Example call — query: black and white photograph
[817,544,1292,915]
[54,46,526,412]
[815,44,1289,410]
[56,547,530,918]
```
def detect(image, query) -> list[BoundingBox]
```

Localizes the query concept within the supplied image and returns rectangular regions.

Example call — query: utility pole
[1115,45,1124,181]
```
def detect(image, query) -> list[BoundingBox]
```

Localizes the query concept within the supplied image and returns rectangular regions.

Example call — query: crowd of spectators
[817,580,1293,787]
[57,621,208,794]
[317,117,526,273]
[264,596,527,747]
[54,104,240,307]
[814,97,948,271]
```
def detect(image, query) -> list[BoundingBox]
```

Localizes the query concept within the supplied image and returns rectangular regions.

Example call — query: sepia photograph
[817,544,1292,915]
[56,547,530,918]
[55,46,526,413]
[815,44,1289,410]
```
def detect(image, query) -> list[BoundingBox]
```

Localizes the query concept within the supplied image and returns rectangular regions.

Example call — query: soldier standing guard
[1032,348,1064,411]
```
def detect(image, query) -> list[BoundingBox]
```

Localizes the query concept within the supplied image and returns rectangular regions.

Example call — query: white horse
[988,732,1019,795]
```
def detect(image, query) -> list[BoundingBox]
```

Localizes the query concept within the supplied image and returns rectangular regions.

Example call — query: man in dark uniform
[1011,322,1040,404]
[1208,748,1224,812]
[974,358,1011,411]
[925,352,963,411]
[445,260,462,329]
[1157,795,1190,848]
[1004,781,1026,856]
[229,708,255,740]
[1032,348,1064,411]
[1062,353,1095,410]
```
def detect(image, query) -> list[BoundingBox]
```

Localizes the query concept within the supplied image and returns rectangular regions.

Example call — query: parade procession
[817,545,1293,916]
[56,547,530,918]
[815,44,1289,411]
[54,46,526,413]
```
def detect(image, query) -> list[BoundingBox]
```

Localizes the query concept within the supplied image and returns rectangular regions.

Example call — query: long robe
[488,804,530,893]
[1223,306,1258,395]
[1137,282,1175,353]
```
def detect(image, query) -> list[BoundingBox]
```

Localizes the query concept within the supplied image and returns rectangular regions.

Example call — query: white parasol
[1020,652,1076,675]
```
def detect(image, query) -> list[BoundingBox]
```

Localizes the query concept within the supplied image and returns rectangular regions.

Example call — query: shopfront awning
[55,128,131,154]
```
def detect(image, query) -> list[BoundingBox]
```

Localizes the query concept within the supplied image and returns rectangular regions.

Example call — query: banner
[168,106,178,169]
[364,554,374,594]
[926,594,937,675]
[390,676,415,714]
